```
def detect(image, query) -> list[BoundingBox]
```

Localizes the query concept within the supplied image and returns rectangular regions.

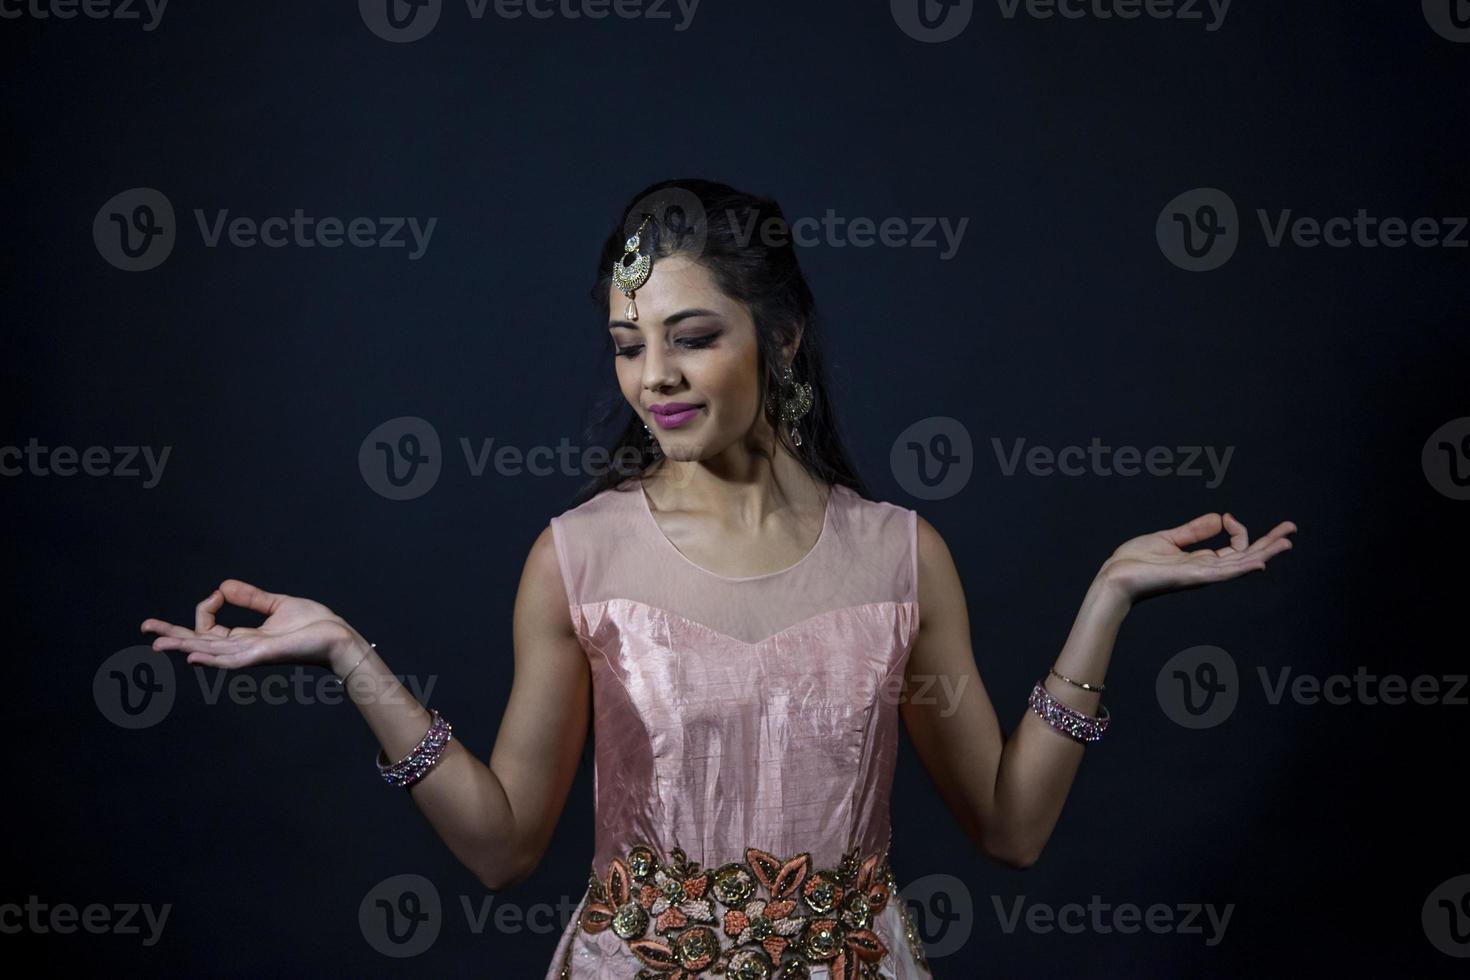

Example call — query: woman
[141,179,1296,979]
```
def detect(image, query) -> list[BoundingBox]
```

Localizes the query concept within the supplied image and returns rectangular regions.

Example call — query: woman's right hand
[141,578,362,674]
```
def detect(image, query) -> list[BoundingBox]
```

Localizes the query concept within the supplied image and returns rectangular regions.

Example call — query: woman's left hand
[1099,512,1296,606]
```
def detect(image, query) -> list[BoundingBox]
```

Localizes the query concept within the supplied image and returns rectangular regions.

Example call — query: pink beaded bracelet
[377,709,454,788]
[1029,680,1110,744]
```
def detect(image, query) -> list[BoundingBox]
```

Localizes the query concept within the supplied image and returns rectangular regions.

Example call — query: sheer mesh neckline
[635,479,838,583]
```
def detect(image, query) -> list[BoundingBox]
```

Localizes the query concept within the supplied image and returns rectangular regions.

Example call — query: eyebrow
[607,308,723,331]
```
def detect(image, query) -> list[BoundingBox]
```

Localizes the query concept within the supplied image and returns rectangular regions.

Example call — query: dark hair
[568,178,871,508]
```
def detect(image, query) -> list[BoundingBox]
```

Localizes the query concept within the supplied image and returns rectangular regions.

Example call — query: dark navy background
[4,1,1466,975]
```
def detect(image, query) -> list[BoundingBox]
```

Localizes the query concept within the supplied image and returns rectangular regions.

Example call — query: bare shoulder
[514,524,574,639]
[915,513,959,577]
[912,512,969,635]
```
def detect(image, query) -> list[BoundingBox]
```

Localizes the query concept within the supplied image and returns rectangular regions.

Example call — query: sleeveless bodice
[543,479,931,979]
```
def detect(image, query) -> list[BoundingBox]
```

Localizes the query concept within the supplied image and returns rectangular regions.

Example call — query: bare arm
[329,524,589,888]
[143,524,589,890]
[900,511,1294,869]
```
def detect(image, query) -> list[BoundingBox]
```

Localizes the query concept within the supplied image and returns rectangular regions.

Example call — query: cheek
[615,361,641,401]
[700,352,761,417]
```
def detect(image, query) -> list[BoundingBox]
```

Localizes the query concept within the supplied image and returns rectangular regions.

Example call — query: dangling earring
[643,423,663,459]
[767,362,814,447]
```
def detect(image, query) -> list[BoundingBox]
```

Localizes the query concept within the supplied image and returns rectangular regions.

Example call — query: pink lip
[649,403,703,429]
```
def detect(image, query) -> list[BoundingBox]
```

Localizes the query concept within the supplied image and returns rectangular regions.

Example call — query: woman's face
[608,254,768,463]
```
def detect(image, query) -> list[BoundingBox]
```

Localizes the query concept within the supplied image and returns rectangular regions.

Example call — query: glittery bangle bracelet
[1029,680,1110,744]
[377,709,454,788]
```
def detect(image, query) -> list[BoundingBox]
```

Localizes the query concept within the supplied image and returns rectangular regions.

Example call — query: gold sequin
[885,865,931,973]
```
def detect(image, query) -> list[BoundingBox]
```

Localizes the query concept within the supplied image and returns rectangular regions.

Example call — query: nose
[641,344,680,392]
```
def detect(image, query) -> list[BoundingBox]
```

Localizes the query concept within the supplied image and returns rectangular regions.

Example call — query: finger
[147,628,198,652]
[1251,536,1294,563]
[195,589,224,633]
[1225,512,1249,549]
[218,578,286,617]
[150,633,200,652]
[141,618,191,639]
[1160,513,1224,549]
[1244,520,1298,555]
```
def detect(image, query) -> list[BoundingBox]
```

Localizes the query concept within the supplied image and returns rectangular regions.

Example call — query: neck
[643,431,825,529]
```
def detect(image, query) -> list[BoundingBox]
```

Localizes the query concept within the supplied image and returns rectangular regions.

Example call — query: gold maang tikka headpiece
[611,214,653,321]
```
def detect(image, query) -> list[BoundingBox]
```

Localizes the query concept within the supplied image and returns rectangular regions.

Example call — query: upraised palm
[141,578,356,671]
[1100,512,1296,604]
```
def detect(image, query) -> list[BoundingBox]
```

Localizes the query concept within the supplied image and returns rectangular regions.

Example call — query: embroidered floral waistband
[575,841,929,979]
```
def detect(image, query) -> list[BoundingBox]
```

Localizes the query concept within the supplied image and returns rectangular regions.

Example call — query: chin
[661,444,705,462]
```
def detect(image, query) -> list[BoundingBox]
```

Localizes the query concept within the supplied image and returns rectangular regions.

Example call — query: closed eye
[614,333,721,358]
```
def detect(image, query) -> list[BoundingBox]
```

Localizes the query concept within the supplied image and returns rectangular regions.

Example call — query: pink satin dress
[544,479,932,980]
